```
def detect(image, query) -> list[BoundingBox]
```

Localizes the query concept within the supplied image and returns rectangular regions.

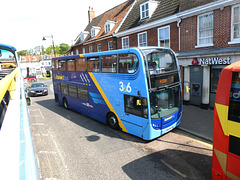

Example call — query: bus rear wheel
[107,113,119,130]
[63,98,68,109]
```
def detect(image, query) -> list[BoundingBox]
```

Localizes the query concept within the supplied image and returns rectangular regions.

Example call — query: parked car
[29,83,48,96]
[24,75,37,82]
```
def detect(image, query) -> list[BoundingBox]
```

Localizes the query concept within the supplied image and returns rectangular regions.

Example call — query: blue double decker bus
[52,47,182,140]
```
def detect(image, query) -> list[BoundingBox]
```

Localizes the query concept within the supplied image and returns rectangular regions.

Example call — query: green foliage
[17,50,28,56]
[58,43,70,54]
[18,43,69,56]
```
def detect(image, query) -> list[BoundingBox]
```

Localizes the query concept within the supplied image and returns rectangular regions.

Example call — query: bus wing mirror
[26,97,31,106]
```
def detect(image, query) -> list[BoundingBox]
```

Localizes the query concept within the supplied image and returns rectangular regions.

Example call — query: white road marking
[39,151,57,155]
[35,134,49,137]
[32,123,45,126]
[48,130,69,171]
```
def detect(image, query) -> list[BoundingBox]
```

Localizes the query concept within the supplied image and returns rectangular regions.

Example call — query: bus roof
[224,60,240,72]
[52,47,172,61]
[0,43,17,52]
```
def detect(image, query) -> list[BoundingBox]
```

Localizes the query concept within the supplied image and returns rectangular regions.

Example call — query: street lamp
[42,34,56,56]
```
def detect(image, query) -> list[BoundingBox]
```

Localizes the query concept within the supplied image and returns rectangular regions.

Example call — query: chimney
[88,7,95,23]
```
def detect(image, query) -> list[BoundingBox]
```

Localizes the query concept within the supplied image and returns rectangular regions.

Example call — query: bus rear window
[229,72,240,123]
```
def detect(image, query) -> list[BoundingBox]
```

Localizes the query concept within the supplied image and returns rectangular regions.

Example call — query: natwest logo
[192,57,231,65]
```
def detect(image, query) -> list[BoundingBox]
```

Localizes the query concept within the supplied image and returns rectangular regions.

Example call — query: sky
[0,0,127,51]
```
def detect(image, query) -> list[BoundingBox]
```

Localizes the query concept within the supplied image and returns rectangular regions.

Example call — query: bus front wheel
[63,98,68,109]
[107,113,119,130]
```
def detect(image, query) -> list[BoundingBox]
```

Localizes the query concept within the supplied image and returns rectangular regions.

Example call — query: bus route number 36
[119,81,132,93]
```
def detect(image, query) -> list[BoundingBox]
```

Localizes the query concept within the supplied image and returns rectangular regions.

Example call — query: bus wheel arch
[106,112,119,130]
[62,97,69,109]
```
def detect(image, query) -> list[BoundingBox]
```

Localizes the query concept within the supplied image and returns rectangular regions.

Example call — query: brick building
[69,0,240,109]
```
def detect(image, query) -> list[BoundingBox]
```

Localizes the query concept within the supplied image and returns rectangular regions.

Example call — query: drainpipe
[177,18,182,52]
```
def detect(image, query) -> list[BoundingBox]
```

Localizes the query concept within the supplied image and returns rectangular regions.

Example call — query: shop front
[178,48,240,109]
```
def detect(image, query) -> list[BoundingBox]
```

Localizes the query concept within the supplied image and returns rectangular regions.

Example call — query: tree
[58,43,70,55]
[17,50,28,56]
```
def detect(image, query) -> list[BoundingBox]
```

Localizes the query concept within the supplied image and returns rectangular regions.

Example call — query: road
[28,79,212,180]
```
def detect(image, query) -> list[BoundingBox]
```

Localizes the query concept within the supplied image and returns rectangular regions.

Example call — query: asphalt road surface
[28,79,212,180]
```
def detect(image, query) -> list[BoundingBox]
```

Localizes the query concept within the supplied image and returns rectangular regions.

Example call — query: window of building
[82,48,85,54]
[22,57,26,61]
[76,49,79,55]
[140,2,149,20]
[138,32,147,47]
[89,46,93,53]
[101,55,117,73]
[122,36,129,49]
[158,26,170,47]
[197,12,213,47]
[119,53,139,74]
[230,5,240,43]
[97,44,101,52]
[76,58,86,71]
[105,24,110,33]
[87,57,99,72]
[108,41,113,51]
[91,26,101,38]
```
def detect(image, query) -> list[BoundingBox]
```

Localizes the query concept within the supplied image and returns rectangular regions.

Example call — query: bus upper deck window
[67,60,76,71]
[101,55,117,73]
[53,60,58,70]
[59,60,67,71]
[119,54,139,74]
[76,58,86,71]
[87,57,99,72]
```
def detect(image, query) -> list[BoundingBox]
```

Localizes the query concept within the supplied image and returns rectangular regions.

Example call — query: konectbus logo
[230,89,240,100]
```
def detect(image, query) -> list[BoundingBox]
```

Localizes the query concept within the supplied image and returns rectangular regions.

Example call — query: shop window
[211,67,223,93]
[119,53,139,74]
[101,55,117,73]
[87,57,99,72]
[76,58,86,71]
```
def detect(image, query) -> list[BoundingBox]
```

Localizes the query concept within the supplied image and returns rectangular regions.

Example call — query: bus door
[123,94,148,137]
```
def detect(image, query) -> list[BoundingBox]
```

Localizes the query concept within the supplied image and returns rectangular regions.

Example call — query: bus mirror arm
[137,91,142,98]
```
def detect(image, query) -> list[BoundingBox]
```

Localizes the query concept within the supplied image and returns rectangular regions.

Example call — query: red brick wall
[180,6,239,52]
[116,22,179,52]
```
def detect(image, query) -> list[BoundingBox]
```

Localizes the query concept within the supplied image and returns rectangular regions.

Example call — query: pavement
[178,105,214,143]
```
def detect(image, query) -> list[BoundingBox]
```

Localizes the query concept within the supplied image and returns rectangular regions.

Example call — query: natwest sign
[192,57,231,65]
